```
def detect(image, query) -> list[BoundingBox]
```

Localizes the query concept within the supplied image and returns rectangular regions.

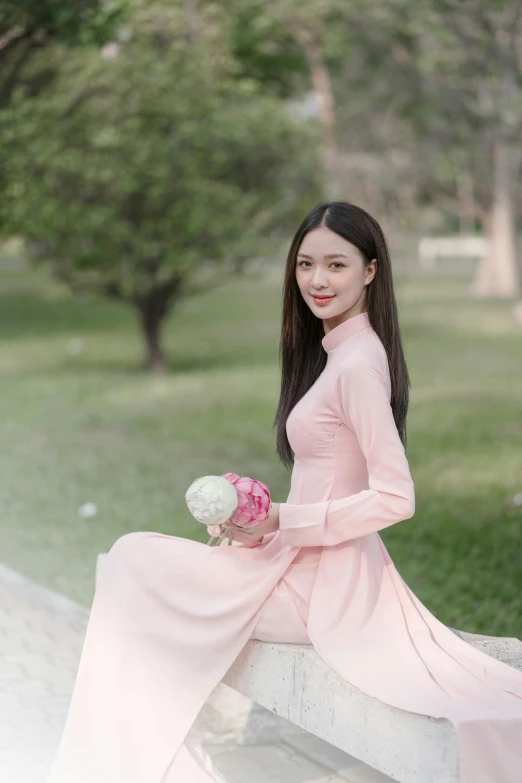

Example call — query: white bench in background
[95,552,522,783]
[418,235,488,269]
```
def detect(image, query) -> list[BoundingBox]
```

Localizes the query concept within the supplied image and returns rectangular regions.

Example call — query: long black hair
[274,200,410,470]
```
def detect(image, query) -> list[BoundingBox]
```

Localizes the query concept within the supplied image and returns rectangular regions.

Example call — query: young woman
[48,202,522,783]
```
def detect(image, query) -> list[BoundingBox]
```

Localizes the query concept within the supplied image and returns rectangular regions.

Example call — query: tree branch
[0,25,29,55]
[0,36,35,108]
[61,85,114,118]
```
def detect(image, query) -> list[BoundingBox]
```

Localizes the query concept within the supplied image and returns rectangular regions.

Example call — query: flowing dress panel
[278,327,522,783]
[46,531,302,783]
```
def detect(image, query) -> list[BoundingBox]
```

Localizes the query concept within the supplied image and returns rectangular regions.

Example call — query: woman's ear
[366,258,377,284]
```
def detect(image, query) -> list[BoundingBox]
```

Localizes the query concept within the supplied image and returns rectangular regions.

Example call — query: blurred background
[0,0,521,637]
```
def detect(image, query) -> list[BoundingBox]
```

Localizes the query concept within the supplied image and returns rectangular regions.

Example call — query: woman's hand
[227,503,280,545]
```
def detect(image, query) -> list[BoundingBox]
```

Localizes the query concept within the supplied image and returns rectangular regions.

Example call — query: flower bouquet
[185,472,271,546]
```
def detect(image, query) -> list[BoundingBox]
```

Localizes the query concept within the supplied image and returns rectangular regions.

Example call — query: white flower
[78,502,98,518]
[185,476,238,526]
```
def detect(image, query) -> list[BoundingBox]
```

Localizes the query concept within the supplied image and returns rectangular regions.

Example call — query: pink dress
[47,311,522,783]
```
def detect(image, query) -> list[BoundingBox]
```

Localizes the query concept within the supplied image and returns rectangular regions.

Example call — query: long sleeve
[278,358,415,547]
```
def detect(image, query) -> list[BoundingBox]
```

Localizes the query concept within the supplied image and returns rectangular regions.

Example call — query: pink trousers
[251,544,319,643]
[46,534,321,783]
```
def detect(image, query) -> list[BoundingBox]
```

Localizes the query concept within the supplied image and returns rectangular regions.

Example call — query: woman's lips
[312,295,335,306]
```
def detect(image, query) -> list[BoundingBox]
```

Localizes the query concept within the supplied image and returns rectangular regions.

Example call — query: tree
[0,0,121,107]
[333,0,521,291]
[226,0,455,226]
[225,0,345,200]
[2,2,320,370]
[411,0,522,297]
[0,0,122,245]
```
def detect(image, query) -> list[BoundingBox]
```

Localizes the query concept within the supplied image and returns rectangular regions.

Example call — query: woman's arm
[277,358,415,548]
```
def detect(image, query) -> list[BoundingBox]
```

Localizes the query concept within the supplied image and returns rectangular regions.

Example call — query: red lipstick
[312,295,335,306]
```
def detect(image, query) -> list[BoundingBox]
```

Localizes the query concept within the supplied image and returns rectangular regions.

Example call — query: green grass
[0,263,521,639]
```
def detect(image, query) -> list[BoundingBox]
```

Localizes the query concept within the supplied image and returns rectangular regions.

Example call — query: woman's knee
[107,531,152,565]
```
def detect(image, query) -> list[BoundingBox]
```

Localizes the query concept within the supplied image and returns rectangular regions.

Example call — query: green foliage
[0,0,123,47]
[2,2,320,367]
[4,7,319,268]
[227,1,308,98]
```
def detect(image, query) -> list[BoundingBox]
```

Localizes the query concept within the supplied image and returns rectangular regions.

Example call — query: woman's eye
[297,261,343,269]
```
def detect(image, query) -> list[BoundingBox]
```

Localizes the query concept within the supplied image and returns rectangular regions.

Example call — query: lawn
[0,261,521,639]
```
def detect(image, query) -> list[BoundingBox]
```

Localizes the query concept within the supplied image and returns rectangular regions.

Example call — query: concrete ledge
[222,635,522,783]
[95,552,522,783]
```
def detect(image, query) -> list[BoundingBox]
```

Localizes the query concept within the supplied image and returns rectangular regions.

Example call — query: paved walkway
[0,563,391,783]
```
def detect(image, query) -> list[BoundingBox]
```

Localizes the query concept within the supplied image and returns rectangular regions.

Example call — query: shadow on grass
[1,349,278,378]
[0,291,134,339]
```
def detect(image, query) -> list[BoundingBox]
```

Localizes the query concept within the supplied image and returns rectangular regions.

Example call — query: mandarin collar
[321,311,371,353]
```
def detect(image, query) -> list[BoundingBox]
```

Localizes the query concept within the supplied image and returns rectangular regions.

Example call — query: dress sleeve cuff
[278,500,330,547]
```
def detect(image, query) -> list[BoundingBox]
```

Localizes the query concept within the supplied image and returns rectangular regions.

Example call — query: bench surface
[223,633,522,783]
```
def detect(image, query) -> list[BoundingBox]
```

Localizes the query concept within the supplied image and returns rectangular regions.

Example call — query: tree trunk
[138,305,168,373]
[304,36,339,199]
[134,275,184,372]
[288,24,340,200]
[455,169,475,235]
[471,136,519,298]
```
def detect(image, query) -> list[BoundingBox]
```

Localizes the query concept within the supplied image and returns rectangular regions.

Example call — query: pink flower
[220,473,271,529]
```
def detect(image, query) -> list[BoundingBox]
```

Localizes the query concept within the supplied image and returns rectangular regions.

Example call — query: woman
[48,201,522,783]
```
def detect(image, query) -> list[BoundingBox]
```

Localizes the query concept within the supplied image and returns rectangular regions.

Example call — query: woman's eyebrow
[297,253,349,260]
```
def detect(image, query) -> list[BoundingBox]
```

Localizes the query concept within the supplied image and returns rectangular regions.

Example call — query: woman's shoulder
[337,330,391,397]
[340,328,388,372]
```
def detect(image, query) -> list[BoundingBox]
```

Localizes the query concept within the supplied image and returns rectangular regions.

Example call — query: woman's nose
[311,270,329,286]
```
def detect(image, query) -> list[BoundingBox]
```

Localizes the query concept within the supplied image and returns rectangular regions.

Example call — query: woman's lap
[106,532,320,646]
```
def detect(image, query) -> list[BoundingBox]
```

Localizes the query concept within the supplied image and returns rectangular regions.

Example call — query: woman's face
[295,225,377,328]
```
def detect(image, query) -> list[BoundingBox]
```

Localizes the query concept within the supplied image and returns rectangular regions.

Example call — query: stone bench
[95,552,522,783]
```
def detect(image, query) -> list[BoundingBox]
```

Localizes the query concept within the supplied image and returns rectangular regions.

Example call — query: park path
[0,563,391,783]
